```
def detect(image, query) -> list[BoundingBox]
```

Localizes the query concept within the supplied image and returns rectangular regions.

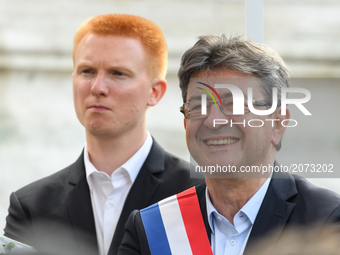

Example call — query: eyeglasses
[180,97,269,119]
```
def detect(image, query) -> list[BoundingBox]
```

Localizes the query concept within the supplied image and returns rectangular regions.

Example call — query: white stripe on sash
[158,195,193,255]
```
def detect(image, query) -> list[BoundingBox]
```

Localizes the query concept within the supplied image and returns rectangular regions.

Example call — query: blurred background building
[0,0,339,230]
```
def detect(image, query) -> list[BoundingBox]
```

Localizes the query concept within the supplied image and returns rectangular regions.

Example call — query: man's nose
[203,104,231,129]
[91,72,109,97]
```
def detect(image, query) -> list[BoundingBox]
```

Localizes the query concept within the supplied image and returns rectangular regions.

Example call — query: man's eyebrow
[188,92,235,102]
[187,95,202,101]
[219,92,249,100]
[219,92,233,99]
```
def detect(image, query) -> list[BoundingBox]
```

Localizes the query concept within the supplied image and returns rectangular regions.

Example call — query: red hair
[73,14,168,79]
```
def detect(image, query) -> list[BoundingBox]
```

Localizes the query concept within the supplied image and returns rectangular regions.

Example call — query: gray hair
[178,35,291,151]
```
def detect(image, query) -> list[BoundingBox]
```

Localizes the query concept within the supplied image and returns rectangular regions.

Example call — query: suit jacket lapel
[66,152,98,254]
[244,171,298,254]
[109,140,165,255]
[196,183,212,243]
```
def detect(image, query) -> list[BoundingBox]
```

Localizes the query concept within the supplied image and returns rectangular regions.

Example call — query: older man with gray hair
[118,35,340,255]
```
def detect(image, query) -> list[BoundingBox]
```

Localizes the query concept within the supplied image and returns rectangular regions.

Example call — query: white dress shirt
[84,133,153,255]
[206,177,271,255]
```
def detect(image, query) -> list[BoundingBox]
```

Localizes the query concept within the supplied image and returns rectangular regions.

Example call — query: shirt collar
[84,132,153,187]
[120,132,153,183]
[206,177,271,233]
[240,177,271,224]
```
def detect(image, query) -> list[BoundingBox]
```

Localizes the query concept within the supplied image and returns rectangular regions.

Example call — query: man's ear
[147,79,167,106]
[271,107,290,147]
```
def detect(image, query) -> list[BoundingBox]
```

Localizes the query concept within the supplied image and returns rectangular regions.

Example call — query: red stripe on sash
[177,187,213,255]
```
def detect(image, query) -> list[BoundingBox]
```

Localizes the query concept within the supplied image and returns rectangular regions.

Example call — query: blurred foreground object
[0,236,35,254]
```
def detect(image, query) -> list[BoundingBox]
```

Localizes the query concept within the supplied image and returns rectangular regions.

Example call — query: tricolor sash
[140,187,213,255]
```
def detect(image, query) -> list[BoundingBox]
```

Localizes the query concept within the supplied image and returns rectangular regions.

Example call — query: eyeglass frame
[180,99,269,119]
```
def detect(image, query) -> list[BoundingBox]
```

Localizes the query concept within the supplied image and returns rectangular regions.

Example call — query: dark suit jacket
[4,139,202,255]
[118,171,340,255]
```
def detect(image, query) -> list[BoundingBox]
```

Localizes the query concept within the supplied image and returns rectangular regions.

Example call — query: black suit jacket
[118,171,340,255]
[4,139,202,255]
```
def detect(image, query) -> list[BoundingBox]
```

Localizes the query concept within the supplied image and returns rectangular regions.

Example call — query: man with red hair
[4,14,200,255]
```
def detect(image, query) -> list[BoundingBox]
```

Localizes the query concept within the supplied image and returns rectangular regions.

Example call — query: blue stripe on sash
[140,203,172,255]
